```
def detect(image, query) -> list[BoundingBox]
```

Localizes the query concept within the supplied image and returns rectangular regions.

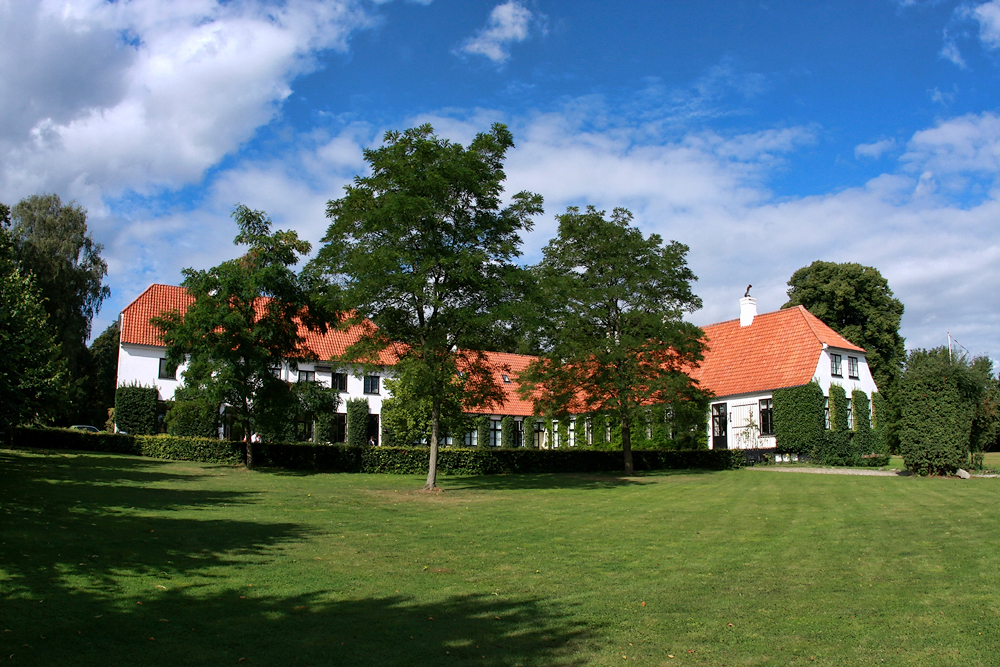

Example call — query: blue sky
[3,0,1000,367]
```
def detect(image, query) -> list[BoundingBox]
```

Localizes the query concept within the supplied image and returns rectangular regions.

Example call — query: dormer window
[848,356,859,379]
[831,353,842,377]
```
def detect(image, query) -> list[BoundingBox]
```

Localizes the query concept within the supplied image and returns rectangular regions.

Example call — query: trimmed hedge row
[11,426,743,474]
[13,426,138,454]
[251,443,745,474]
[11,427,243,465]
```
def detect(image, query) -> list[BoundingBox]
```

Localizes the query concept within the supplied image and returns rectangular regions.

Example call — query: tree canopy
[782,261,905,395]
[0,225,67,439]
[153,205,330,466]
[6,194,109,381]
[310,123,543,489]
[518,206,707,474]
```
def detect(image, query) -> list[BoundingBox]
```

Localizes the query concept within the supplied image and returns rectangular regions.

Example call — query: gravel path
[745,466,907,477]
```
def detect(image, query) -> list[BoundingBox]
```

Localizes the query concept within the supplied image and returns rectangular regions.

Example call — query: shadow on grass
[2,588,594,667]
[446,468,718,491]
[1,450,597,666]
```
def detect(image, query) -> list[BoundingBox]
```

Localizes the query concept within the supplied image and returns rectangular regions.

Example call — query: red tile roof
[121,285,866,414]
[689,305,864,399]
[119,284,400,365]
[467,350,540,417]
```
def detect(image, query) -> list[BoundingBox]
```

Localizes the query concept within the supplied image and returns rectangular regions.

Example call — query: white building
[690,296,878,451]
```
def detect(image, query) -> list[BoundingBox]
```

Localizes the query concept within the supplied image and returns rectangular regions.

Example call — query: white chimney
[739,296,757,327]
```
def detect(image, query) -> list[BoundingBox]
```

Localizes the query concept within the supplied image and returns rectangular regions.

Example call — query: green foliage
[251,443,744,474]
[899,347,991,475]
[115,383,158,436]
[0,227,67,436]
[13,425,137,454]
[6,194,109,392]
[165,387,220,438]
[380,373,472,447]
[851,389,887,466]
[476,415,490,448]
[772,382,825,455]
[312,123,543,488]
[500,415,516,448]
[78,322,120,426]
[783,261,905,398]
[520,205,707,473]
[346,397,369,448]
[152,205,331,459]
[136,435,245,464]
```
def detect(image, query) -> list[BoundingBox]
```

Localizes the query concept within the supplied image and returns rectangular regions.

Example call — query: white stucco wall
[705,348,880,451]
[706,391,777,450]
[117,343,186,401]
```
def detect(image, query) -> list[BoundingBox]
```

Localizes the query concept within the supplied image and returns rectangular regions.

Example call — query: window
[759,398,774,435]
[533,421,545,448]
[848,356,859,379]
[367,414,380,446]
[158,358,176,380]
[552,421,561,448]
[513,420,523,448]
[846,398,853,430]
[501,374,511,383]
[332,372,348,391]
[270,364,282,378]
[569,418,577,447]
[824,397,830,429]
[363,375,380,394]
[330,414,347,443]
[298,370,315,383]
[490,419,502,447]
[831,353,842,377]
[464,429,477,447]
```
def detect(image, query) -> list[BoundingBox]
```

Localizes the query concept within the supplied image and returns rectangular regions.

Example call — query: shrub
[136,435,245,464]
[500,415,516,448]
[346,398,369,448]
[773,382,824,455]
[899,367,972,476]
[13,426,138,454]
[249,442,745,474]
[114,383,159,435]
[475,415,490,448]
[165,394,220,438]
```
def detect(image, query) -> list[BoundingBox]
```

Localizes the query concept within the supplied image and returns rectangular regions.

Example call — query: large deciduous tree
[782,261,905,396]
[153,205,330,467]
[0,221,67,440]
[310,123,543,490]
[6,194,109,382]
[518,206,707,474]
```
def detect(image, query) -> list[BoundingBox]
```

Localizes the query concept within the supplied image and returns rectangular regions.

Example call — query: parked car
[69,425,101,433]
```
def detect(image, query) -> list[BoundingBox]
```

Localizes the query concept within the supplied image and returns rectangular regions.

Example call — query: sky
[3,0,1000,368]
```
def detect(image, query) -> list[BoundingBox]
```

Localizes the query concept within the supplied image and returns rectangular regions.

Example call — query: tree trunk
[423,400,441,490]
[621,414,634,475]
[243,411,254,470]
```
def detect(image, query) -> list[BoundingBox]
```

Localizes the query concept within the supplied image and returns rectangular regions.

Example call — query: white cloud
[902,111,1000,176]
[455,1,539,64]
[855,138,897,160]
[971,0,1000,49]
[0,0,377,205]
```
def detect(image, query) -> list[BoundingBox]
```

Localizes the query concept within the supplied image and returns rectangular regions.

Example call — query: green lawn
[2,450,1000,666]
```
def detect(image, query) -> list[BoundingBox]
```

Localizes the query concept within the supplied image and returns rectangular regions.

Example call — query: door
[711,403,728,450]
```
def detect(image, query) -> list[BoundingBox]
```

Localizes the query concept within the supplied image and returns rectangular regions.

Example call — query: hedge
[10,426,744,474]
[346,398,369,448]
[115,383,159,435]
[772,382,825,455]
[11,427,244,465]
[250,443,746,474]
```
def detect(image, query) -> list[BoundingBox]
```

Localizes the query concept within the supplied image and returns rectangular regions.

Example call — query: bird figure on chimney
[744,284,752,298]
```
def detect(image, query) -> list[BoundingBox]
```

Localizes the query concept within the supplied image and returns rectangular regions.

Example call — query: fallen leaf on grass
[156,585,167,590]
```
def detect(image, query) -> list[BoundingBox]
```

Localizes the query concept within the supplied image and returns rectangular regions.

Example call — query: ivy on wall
[772,382,824,455]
